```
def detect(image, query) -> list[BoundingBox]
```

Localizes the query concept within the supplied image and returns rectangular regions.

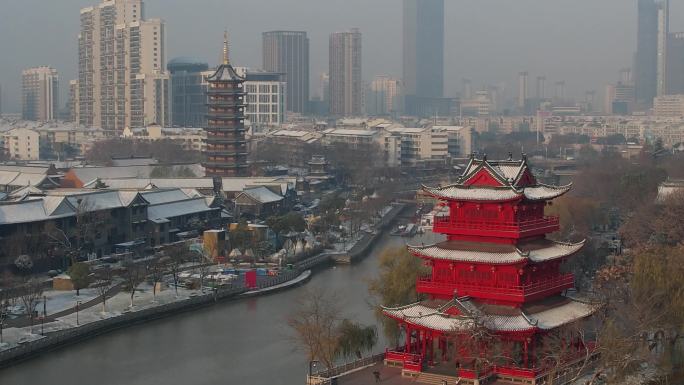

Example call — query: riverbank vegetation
[287,289,377,369]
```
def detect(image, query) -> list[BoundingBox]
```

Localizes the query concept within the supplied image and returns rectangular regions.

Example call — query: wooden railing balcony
[207,88,245,96]
[385,348,423,372]
[433,215,560,239]
[458,366,496,380]
[207,112,243,119]
[416,273,574,303]
[204,150,247,157]
[206,137,247,145]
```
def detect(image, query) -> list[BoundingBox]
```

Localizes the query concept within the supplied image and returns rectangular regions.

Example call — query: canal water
[0,232,442,385]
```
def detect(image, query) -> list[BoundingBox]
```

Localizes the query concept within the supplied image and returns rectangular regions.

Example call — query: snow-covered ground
[0,283,201,352]
[40,288,100,315]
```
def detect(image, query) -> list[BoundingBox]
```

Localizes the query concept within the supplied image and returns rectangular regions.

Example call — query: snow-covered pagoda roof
[382,296,596,333]
[422,156,571,202]
[408,239,585,265]
[422,184,571,202]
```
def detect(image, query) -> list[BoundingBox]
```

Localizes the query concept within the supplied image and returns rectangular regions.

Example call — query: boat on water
[400,223,417,237]
[390,224,406,236]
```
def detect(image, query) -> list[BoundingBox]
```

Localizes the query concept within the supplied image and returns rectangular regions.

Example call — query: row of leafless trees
[84,138,202,166]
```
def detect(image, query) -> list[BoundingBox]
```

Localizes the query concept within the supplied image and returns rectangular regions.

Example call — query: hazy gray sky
[1,0,683,113]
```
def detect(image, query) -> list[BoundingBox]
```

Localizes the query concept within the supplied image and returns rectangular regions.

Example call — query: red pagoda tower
[382,155,597,384]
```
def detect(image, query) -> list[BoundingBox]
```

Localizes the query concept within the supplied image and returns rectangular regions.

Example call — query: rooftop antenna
[222,29,230,65]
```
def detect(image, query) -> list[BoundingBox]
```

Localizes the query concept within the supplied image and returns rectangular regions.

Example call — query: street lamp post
[76,301,82,325]
[41,295,47,335]
[308,360,320,380]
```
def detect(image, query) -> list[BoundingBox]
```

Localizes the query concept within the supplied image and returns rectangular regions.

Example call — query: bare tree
[122,262,145,308]
[533,322,599,385]
[93,266,116,314]
[287,289,342,369]
[147,259,166,303]
[47,198,106,265]
[19,279,44,332]
[193,251,210,292]
[162,244,187,297]
[0,288,10,344]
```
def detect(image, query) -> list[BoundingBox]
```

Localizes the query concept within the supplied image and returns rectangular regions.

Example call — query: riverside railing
[307,353,385,384]
[0,285,245,367]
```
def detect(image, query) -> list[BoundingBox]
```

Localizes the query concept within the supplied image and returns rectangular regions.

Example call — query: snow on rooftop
[409,240,584,264]
[241,186,284,204]
[383,297,596,333]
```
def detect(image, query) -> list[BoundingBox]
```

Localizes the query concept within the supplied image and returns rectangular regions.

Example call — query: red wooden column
[421,330,428,357]
[523,339,529,368]
[405,325,411,353]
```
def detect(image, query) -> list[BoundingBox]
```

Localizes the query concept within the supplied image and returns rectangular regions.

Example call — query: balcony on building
[433,214,560,240]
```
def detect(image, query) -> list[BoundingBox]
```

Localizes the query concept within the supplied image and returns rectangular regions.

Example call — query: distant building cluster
[4,0,684,177]
[254,118,474,168]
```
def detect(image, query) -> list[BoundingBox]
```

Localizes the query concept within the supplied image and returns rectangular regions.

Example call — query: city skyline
[1,0,684,113]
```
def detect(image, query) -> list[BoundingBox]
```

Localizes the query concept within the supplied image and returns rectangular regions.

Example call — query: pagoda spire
[222,29,230,65]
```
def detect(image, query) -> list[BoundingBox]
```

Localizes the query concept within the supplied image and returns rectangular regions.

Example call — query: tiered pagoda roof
[422,184,571,202]
[383,295,596,333]
[206,63,245,83]
[408,239,585,265]
[422,156,571,202]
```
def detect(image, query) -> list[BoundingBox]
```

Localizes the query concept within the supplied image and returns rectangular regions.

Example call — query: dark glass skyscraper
[262,31,310,114]
[168,57,209,127]
[403,0,445,115]
[635,0,668,105]
[635,0,658,105]
[668,33,684,95]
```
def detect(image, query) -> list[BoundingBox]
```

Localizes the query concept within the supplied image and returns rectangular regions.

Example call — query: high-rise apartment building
[168,58,286,130]
[518,72,528,109]
[262,31,309,114]
[667,32,684,95]
[536,76,546,100]
[68,80,79,123]
[367,76,403,116]
[236,67,287,128]
[656,0,669,97]
[554,81,566,102]
[78,0,169,133]
[605,82,636,115]
[403,0,444,113]
[462,78,472,100]
[329,29,362,117]
[22,66,59,122]
[635,0,668,105]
